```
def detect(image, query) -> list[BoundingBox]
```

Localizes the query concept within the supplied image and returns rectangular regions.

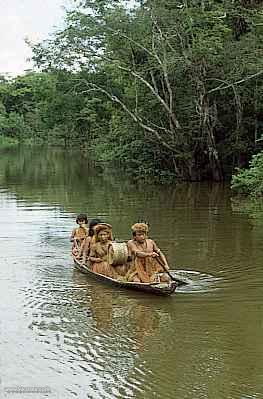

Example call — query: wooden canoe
[73,257,178,296]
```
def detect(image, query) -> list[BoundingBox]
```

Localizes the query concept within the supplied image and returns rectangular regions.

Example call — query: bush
[0,135,18,146]
[231,151,263,196]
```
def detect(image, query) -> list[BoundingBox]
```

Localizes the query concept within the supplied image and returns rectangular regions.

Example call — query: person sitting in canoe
[126,223,171,283]
[70,214,89,257]
[89,223,118,278]
[79,218,101,264]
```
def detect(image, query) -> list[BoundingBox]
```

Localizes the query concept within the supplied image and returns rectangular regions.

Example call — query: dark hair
[132,231,146,237]
[88,218,102,236]
[76,214,88,224]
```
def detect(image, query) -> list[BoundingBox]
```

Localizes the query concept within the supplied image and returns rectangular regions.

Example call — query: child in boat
[70,214,88,256]
[79,218,101,264]
[89,223,118,278]
[126,223,170,283]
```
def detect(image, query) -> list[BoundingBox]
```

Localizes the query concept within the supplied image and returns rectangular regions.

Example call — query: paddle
[155,255,185,285]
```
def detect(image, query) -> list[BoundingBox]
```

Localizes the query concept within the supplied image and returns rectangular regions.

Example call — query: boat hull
[73,258,177,296]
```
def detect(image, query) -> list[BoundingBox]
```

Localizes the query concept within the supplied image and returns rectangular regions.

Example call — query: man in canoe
[89,223,118,278]
[126,223,171,283]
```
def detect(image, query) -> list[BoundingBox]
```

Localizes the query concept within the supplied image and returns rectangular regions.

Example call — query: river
[0,146,263,399]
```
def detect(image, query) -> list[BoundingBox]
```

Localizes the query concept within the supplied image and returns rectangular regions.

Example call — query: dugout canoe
[73,257,178,296]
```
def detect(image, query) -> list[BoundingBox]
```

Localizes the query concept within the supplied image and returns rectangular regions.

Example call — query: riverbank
[0,135,18,147]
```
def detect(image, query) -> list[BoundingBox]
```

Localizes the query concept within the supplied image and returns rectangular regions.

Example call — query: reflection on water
[0,146,263,399]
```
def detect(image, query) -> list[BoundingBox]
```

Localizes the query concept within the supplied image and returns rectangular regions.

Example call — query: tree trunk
[196,86,223,181]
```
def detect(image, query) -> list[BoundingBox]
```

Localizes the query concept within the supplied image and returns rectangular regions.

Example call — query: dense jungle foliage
[231,150,263,196]
[0,0,263,185]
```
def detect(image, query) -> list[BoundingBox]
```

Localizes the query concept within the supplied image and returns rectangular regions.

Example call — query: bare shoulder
[147,238,155,244]
[147,238,159,250]
[147,238,156,246]
[127,239,136,249]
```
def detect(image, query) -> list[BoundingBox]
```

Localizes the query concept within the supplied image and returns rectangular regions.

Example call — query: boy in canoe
[70,214,88,256]
[79,218,102,264]
[126,223,170,283]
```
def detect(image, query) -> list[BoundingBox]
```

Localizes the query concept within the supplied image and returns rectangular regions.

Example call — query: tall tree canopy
[1,0,263,181]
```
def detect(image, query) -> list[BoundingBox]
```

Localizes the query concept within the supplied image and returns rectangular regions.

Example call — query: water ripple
[1,163,263,398]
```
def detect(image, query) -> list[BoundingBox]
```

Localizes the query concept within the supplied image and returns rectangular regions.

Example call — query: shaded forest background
[0,0,263,182]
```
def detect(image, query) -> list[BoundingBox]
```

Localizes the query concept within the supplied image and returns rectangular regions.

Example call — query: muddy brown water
[0,146,263,399]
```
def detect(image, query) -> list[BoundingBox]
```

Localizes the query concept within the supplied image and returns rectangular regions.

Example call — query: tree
[2,0,261,182]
